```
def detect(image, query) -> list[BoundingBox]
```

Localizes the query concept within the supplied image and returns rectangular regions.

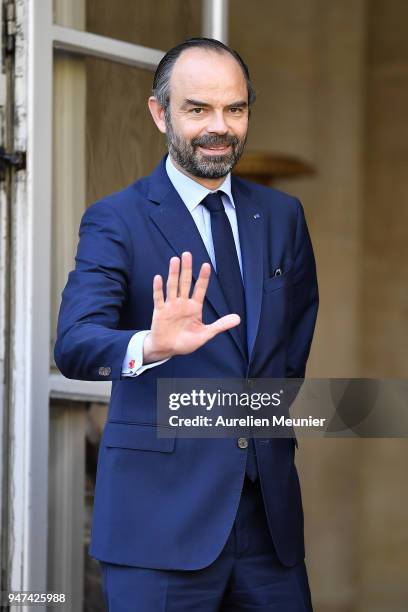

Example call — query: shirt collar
[165,153,234,213]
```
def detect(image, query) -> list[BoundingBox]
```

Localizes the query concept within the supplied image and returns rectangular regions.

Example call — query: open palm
[144,251,240,361]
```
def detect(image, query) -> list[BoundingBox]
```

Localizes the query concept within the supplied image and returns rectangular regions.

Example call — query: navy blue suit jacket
[54,154,319,570]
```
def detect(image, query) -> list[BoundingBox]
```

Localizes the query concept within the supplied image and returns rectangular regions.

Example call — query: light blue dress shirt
[121,154,244,376]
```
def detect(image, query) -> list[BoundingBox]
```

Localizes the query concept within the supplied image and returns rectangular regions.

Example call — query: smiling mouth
[198,145,231,153]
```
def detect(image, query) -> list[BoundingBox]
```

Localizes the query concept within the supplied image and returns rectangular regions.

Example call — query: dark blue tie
[201,191,258,482]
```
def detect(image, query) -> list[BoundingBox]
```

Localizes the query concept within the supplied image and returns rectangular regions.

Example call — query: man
[55,37,319,611]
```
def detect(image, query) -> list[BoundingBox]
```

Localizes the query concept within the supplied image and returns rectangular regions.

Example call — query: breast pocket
[103,421,176,453]
[263,268,293,293]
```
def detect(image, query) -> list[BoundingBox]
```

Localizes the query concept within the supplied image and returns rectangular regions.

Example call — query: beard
[164,110,247,179]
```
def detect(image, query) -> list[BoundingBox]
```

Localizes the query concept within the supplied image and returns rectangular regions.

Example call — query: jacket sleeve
[285,200,319,378]
[54,200,138,381]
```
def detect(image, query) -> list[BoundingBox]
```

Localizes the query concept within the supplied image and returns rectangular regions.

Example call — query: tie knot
[201,191,224,214]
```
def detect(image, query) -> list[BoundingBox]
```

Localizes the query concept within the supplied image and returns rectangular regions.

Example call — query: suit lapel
[146,156,247,360]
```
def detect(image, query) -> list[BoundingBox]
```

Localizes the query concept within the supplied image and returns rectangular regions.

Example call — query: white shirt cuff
[121,330,170,377]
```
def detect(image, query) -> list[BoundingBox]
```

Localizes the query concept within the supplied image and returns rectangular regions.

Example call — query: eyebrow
[181,98,248,109]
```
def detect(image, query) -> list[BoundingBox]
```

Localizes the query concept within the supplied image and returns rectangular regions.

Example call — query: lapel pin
[253,213,260,219]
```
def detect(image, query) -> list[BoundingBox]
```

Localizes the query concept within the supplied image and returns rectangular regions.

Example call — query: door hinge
[0,146,26,179]
[3,0,16,55]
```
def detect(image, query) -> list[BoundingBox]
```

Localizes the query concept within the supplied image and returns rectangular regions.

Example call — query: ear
[148,96,167,134]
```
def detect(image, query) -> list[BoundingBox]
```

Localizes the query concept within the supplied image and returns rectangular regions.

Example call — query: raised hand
[142,251,240,364]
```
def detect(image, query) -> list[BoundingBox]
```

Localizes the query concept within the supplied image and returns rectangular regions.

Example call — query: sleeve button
[98,366,111,377]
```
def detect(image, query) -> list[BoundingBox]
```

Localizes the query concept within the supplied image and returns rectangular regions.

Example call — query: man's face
[164,48,249,179]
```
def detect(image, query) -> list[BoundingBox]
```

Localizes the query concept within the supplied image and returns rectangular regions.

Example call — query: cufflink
[98,366,111,377]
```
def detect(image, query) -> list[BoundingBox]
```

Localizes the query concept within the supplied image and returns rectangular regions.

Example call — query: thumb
[205,314,241,339]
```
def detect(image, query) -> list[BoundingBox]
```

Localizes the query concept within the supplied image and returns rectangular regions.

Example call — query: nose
[206,110,228,134]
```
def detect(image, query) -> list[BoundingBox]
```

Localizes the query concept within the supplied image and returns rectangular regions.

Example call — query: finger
[152,274,164,308]
[166,256,180,301]
[178,251,193,299]
[191,262,211,303]
[205,314,241,340]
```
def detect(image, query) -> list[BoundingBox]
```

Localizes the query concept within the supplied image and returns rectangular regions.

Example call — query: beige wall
[361,0,408,380]
[357,1,408,610]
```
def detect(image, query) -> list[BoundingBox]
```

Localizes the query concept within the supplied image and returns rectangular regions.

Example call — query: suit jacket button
[98,366,111,377]
[237,437,248,449]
